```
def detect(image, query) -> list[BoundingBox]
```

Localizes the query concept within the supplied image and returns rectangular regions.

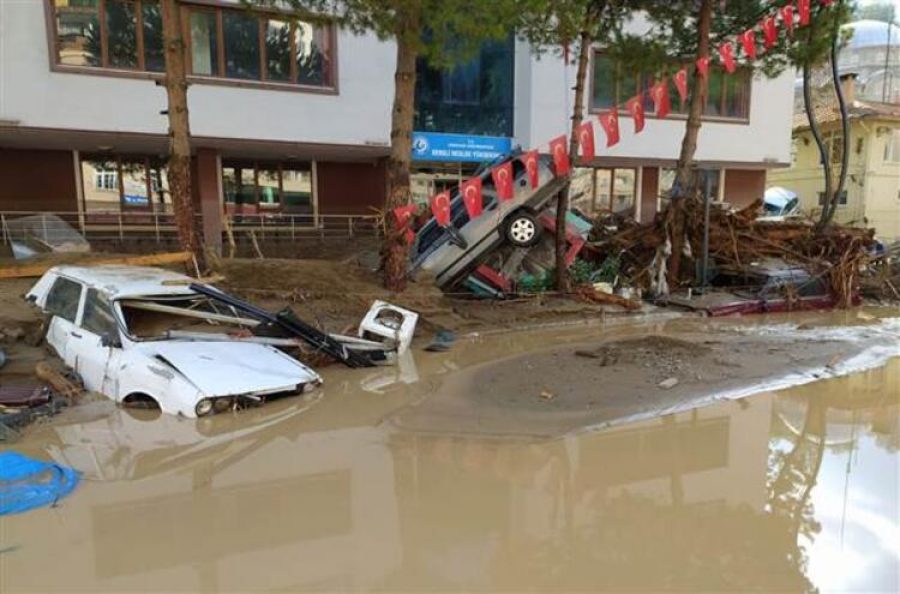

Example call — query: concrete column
[195,148,223,254]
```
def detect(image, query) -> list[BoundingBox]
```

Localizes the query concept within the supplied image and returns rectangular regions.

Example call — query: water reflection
[1,359,897,592]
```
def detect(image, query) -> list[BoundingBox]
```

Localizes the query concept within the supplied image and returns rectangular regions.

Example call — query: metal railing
[0,210,382,247]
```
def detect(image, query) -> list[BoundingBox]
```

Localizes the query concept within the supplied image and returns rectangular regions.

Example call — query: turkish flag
[674,68,689,105]
[719,42,737,74]
[798,0,810,25]
[740,29,757,60]
[430,191,451,227]
[626,95,645,133]
[577,120,595,161]
[523,150,540,188]
[781,3,795,35]
[460,176,483,219]
[696,56,710,78]
[549,135,570,176]
[599,108,620,147]
[392,203,417,227]
[491,162,514,201]
[404,228,416,244]
[651,80,671,119]
[762,16,778,50]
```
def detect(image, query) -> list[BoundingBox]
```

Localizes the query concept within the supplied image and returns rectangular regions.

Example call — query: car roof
[48,265,198,299]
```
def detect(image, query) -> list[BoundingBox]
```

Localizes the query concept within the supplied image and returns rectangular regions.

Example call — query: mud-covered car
[408,152,568,290]
[27,265,321,418]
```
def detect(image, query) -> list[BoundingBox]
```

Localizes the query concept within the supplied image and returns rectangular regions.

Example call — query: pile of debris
[585,198,877,308]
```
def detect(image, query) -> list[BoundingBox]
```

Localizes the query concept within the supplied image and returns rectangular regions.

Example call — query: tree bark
[668,0,712,284]
[803,17,833,233]
[382,22,420,292]
[161,0,202,268]
[556,25,595,291]
[819,15,850,230]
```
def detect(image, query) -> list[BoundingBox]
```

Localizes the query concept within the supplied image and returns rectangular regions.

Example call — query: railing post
[290,215,295,240]
[348,217,354,239]
[154,212,160,244]
[118,212,124,242]
[0,214,7,245]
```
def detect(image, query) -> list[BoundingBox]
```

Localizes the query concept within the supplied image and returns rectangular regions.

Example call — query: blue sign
[411,132,512,163]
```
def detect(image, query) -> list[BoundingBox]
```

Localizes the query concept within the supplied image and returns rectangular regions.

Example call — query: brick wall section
[316,160,386,215]
[0,149,78,212]
[724,169,766,209]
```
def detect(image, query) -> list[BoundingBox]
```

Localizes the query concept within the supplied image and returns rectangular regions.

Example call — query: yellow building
[769,81,900,241]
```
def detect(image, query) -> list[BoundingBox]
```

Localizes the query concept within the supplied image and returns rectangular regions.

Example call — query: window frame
[588,50,752,124]
[44,0,339,95]
[81,288,121,339]
[45,277,85,323]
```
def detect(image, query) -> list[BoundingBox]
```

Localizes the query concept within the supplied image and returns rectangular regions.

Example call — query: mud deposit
[1,311,898,592]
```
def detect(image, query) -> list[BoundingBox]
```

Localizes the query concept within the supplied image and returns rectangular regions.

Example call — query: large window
[222,161,313,215]
[53,0,163,71]
[590,53,751,120]
[884,130,900,163]
[415,36,515,137]
[81,155,170,214]
[50,1,336,90]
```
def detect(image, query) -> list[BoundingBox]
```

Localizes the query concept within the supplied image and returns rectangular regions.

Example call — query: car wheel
[504,212,541,247]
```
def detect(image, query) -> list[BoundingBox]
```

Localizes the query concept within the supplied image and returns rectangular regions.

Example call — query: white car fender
[113,352,205,418]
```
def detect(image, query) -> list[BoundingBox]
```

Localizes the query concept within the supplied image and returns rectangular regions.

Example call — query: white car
[27,265,322,418]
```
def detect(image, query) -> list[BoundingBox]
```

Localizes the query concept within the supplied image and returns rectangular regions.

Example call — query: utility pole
[883,5,896,103]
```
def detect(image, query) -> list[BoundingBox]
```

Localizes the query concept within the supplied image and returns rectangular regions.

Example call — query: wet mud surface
[1,309,898,592]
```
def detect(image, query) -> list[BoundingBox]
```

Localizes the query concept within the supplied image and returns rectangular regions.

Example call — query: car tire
[504,211,541,248]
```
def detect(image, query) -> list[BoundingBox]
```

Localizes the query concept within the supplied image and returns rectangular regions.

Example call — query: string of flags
[393,0,837,240]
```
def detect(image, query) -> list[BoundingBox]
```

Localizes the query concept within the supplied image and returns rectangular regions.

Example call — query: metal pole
[883,7,895,103]
[700,172,712,292]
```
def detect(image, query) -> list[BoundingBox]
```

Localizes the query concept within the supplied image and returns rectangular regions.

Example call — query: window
[660,168,721,199]
[46,277,83,323]
[884,130,900,163]
[50,1,336,89]
[818,191,848,206]
[185,5,335,88]
[222,161,313,214]
[81,155,167,213]
[82,289,118,338]
[825,132,845,165]
[590,52,750,120]
[52,0,162,70]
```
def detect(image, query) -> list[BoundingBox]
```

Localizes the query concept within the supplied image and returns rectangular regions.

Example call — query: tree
[250,0,518,291]
[517,0,638,291]
[161,0,203,267]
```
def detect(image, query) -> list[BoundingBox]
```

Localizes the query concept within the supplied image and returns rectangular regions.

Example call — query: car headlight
[195,398,214,417]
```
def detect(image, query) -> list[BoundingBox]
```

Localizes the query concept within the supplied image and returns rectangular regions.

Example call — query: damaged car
[27,265,322,418]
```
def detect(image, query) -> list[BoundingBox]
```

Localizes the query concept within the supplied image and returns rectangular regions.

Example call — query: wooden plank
[0,252,191,280]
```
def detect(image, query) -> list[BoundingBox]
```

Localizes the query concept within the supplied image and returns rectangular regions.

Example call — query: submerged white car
[27,265,322,418]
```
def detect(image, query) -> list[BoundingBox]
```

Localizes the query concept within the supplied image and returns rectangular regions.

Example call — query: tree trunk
[819,20,850,230]
[382,28,419,292]
[668,0,712,284]
[556,26,594,291]
[161,0,202,268]
[803,19,833,234]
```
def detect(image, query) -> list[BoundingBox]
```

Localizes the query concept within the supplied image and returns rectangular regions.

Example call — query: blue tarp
[0,452,80,515]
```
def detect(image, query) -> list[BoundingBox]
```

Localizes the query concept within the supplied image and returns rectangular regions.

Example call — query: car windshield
[117,293,258,341]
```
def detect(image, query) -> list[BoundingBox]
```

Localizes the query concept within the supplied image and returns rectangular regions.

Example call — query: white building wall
[0,0,395,147]
[515,49,795,167]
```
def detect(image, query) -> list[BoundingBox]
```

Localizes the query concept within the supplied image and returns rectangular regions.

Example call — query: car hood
[135,341,320,397]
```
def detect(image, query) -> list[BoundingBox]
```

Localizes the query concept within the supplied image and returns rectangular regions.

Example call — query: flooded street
[1,313,899,592]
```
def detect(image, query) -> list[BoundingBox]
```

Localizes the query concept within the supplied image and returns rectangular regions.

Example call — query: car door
[69,288,121,395]
[42,276,85,365]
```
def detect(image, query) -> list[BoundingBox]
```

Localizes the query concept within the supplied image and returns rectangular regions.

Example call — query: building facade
[1,1,795,253]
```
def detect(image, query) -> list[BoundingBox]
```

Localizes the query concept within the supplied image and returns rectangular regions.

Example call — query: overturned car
[27,265,322,418]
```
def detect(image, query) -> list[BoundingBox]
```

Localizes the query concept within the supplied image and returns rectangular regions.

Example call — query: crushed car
[27,265,324,418]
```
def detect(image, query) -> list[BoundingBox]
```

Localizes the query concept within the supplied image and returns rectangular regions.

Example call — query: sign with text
[411,132,512,163]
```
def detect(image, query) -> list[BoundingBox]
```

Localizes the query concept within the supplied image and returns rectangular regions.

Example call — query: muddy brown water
[1,310,898,592]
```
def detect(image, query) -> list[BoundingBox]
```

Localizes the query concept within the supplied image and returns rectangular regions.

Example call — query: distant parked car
[27,266,321,418]
[409,152,568,290]
[668,259,850,316]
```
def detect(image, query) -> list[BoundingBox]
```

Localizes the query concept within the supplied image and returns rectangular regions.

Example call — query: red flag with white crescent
[491,162,514,201]
[762,16,778,50]
[392,203,417,227]
[626,95,645,133]
[460,176,483,219]
[781,3,795,35]
[577,120,595,161]
[674,69,689,105]
[696,56,710,78]
[598,108,620,147]
[430,191,451,227]
[523,150,540,188]
[740,29,757,60]
[651,80,671,119]
[549,135,570,176]
[798,0,810,25]
[718,42,736,74]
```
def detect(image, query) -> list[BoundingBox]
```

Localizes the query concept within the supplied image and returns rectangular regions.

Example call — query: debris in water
[540,389,556,400]
[658,377,679,390]
[0,451,80,515]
